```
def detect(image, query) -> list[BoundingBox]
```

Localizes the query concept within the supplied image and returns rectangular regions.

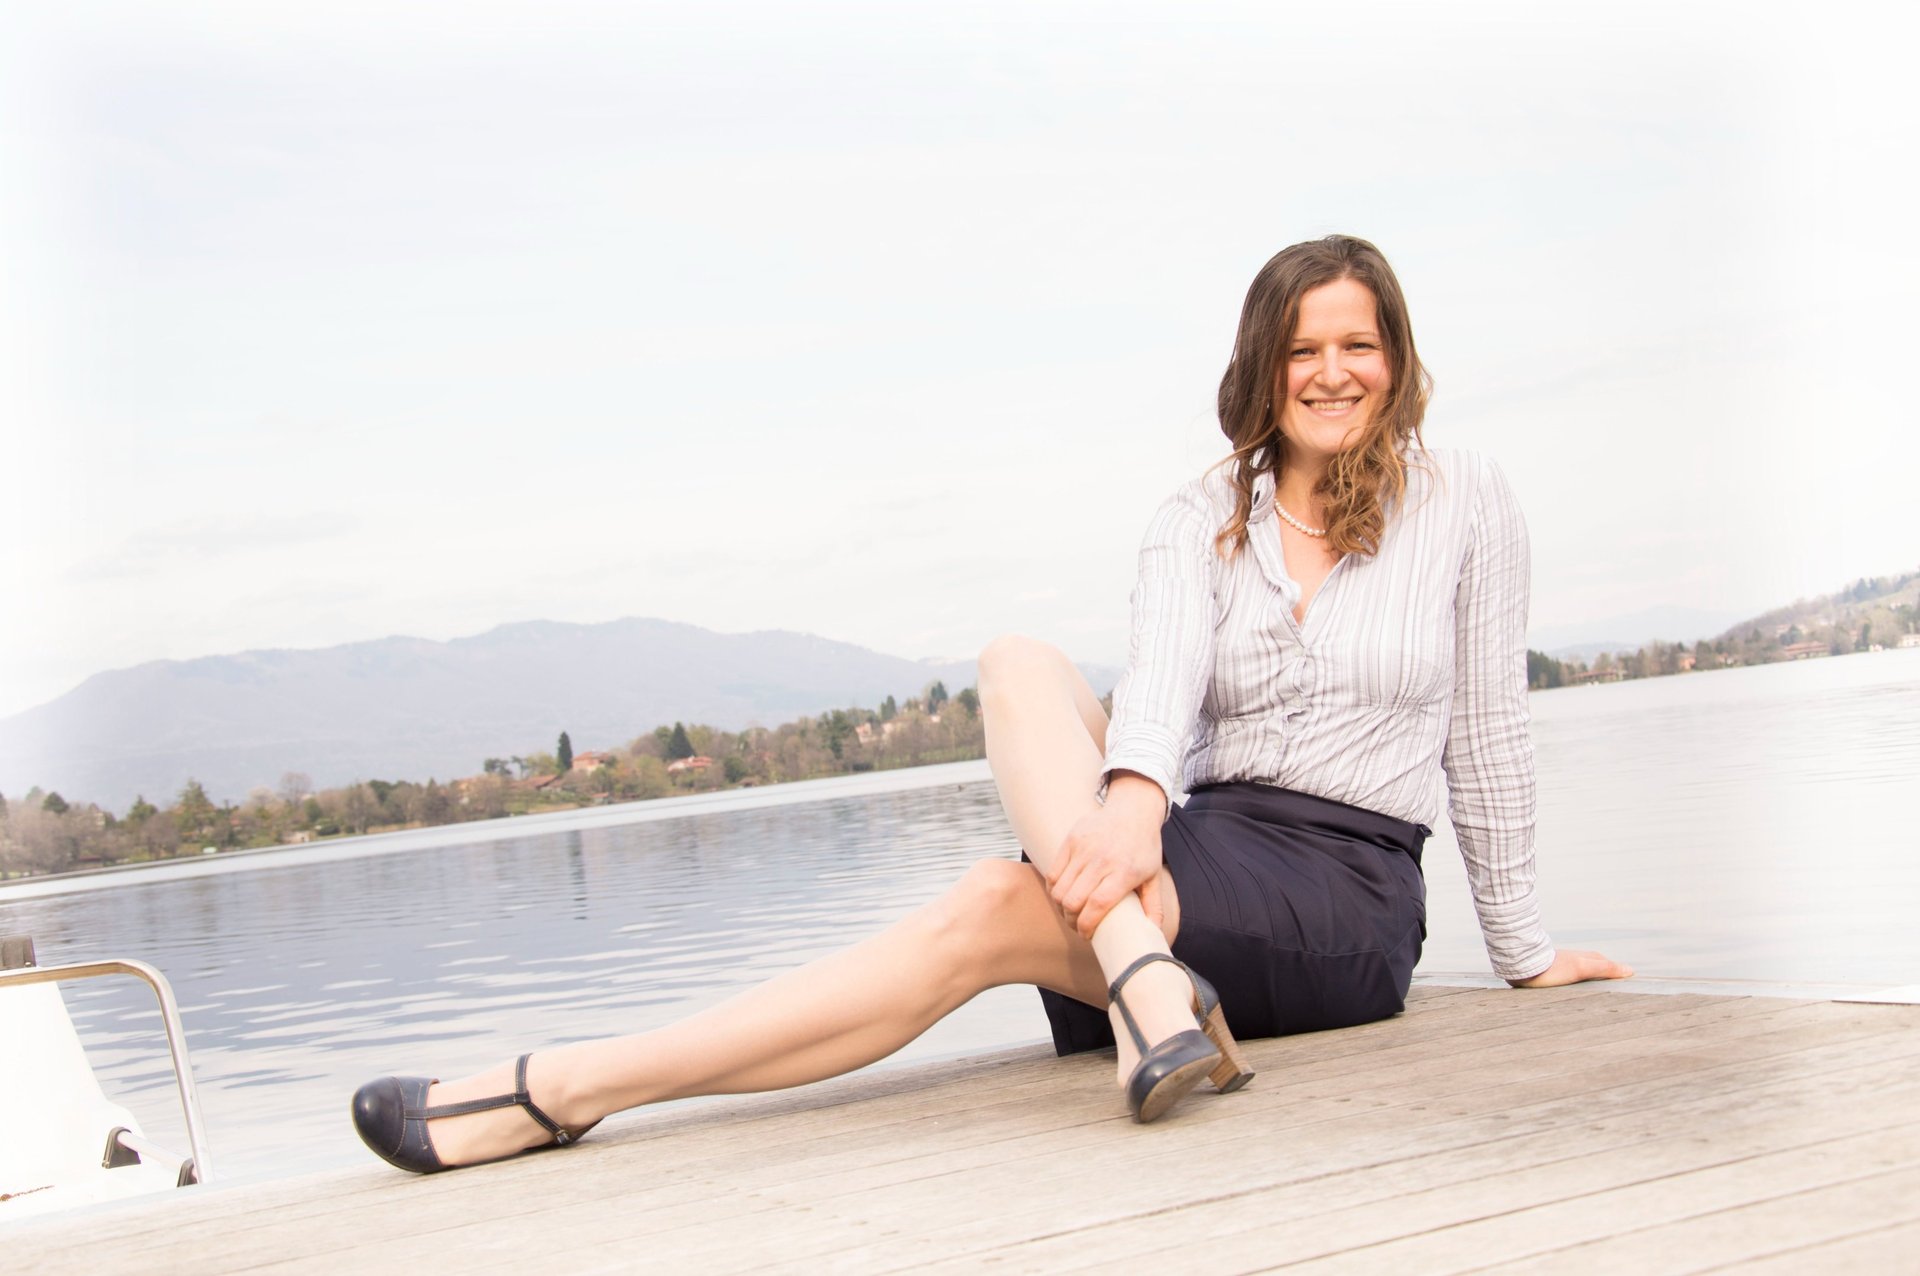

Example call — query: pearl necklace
[1274,501,1327,538]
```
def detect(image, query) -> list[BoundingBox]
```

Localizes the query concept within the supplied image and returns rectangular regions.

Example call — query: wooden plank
[7,997,1904,1266]
[5,989,1916,1276]
[1706,1219,1920,1275]
[822,1047,1920,1273]
[912,1068,1920,1273]
[445,1005,1920,1274]
[1458,1163,1920,1276]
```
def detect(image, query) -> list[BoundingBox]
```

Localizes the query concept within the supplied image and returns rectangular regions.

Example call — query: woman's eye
[1290,348,1313,359]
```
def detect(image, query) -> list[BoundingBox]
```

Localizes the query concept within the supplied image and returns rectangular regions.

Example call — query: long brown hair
[1213,235,1432,558]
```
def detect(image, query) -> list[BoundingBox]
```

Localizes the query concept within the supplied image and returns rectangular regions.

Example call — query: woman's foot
[1107,957,1207,1086]
[351,1052,597,1173]
[1106,954,1235,1122]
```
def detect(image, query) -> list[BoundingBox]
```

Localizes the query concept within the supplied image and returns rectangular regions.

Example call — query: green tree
[417,780,452,825]
[955,686,980,715]
[667,722,695,760]
[927,681,950,713]
[820,709,853,759]
[879,695,898,722]
[41,791,70,815]
[177,779,217,843]
[1526,649,1564,690]
[723,755,749,784]
[483,757,510,777]
[557,731,574,772]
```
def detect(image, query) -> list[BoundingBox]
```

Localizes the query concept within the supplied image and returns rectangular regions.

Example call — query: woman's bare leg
[976,635,1195,1082]
[413,635,1200,1167]
[421,858,1111,1167]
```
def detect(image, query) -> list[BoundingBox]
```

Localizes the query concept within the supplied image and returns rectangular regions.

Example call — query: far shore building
[666,756,714,775]
[1781,641,1830,660]
[1900,633,1920,650]
[570,750,613,774]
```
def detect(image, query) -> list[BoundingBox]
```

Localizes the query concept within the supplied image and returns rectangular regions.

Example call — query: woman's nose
[1316,349,1345,387]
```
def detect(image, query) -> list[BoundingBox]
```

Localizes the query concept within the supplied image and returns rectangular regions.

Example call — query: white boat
[0,936,213,1221]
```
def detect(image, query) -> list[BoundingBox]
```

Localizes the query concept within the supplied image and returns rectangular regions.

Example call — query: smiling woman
[347,234,1627,1180]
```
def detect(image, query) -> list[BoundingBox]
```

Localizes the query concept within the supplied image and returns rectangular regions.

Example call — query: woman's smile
[1276,275,1391,462]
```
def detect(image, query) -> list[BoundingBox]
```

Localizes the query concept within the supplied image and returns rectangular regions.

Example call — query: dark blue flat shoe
[351,1053,589,1174]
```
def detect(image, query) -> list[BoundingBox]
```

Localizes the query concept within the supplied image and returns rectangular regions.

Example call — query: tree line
[1527,571,1918,690]
[0,681,987,879]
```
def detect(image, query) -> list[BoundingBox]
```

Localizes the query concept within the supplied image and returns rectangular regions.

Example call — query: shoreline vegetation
[3,571,1914,881]
[0,682,992,880]
[1524,570,1917,690]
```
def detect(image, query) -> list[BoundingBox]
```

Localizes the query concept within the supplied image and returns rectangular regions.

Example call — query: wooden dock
[11,984,1920,1273]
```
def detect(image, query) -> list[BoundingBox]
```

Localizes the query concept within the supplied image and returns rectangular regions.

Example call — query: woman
[351,235,1630,1173]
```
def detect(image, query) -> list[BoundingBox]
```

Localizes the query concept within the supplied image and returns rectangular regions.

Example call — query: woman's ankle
[1106,959,1199,1077]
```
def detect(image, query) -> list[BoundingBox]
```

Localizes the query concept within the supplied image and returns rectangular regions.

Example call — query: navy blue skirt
[1036,782,1429,1056]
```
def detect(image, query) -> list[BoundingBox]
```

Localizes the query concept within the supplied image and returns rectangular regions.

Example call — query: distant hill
[1709,572,1920,649]
[1528,569,1919,687]
[0,619,1122,811]
[1527,604,1747,662]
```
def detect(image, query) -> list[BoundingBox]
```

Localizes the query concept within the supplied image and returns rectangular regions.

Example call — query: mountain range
[0,619,1122,812]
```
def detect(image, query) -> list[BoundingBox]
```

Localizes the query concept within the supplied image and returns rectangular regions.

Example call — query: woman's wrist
[1104,771,1168,822]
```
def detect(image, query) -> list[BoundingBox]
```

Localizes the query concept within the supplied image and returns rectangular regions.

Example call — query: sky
[2,0,1916,720]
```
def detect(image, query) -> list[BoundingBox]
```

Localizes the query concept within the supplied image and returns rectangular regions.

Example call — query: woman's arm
[1441,457,1629,987]
[1047,481,1219,937]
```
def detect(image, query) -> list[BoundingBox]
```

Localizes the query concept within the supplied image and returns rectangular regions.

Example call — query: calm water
[2,651,1915,1184]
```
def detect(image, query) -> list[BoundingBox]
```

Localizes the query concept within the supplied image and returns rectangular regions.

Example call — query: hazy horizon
[4,2,1916,720]
[0,583,1861,721]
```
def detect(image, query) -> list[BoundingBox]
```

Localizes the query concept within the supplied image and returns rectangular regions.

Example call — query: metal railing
[0,955,215,1183]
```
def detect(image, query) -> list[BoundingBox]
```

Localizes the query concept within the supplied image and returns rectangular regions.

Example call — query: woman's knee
[918,859,1045,969]
[978,634,1069,704]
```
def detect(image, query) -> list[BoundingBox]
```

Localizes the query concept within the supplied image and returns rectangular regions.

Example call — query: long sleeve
[1102,480,1220,811]
[1441,459,1555,980]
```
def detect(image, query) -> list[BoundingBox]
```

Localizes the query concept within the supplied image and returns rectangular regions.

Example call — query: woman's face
[1274,276,1391,467]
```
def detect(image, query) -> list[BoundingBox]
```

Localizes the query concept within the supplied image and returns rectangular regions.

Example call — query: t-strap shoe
[351,1053,592,1174]
[1110,953,1227,1123]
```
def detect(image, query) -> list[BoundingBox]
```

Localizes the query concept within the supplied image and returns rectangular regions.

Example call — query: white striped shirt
[1103,448,1554,981]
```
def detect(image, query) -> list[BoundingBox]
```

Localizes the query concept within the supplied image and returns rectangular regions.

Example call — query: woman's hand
[1507,949,1635,988]
[1046,773,1167,939]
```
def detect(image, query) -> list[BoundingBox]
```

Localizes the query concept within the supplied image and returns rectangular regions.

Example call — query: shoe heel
[1201,1004,1256,1093]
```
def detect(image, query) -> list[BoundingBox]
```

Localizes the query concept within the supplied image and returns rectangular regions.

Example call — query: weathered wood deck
[11,984,1920,1273]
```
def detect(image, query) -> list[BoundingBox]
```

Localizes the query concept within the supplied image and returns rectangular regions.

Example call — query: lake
[2,649,1915,1183]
